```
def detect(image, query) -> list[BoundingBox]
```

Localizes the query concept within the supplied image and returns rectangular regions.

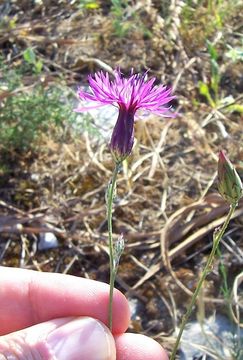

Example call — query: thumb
[0,317,116,360]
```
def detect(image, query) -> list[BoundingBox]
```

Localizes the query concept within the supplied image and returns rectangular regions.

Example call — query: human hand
[0,267,168,359]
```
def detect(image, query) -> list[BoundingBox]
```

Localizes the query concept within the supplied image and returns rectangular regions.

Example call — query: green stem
[107,162,120,331]
[170,203,237,360]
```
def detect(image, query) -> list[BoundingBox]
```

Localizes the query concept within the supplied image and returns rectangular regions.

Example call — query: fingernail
[46,317,116,360]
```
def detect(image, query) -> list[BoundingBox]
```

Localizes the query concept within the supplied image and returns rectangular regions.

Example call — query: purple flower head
[75,69,176,162]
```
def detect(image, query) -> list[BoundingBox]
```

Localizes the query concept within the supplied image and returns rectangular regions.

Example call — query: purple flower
[75,69,176,162]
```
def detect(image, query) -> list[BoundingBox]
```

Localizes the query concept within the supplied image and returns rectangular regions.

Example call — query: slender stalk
[107,162,120,330]
[170,203,237,360]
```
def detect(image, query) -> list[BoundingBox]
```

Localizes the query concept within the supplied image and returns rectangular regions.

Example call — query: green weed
[110,0,151,38]
[110,0,131,37]
[198,40,220,108]
[23,48,43,74]
[0,58,76,153]
[181,0,242,49]
[199,40,243,116]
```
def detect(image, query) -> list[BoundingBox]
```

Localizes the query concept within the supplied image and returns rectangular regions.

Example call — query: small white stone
[38,232,58,250]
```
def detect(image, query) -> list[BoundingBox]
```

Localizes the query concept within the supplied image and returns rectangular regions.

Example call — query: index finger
[0,266,130,335]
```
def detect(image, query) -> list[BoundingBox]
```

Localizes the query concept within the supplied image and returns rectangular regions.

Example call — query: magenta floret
[75,69,176,161]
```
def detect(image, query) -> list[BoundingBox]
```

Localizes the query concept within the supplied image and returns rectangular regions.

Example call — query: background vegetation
[0,0,242,358]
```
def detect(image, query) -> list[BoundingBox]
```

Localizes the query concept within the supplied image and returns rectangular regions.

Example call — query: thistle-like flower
[75,69,176,162]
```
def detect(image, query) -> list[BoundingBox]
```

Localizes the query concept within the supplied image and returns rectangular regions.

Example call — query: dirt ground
[0,1,242,357]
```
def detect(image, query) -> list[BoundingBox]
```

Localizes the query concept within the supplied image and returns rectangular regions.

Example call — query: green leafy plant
[182,0,240,34]
[198,40,220,107]
[110,0,132,37]
[199,40,243,116]
[23,48,43,74]
[110,0,151,38]
[0,59,76,153]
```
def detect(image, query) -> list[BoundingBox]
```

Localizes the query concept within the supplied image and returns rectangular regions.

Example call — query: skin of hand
[0,267,169,360]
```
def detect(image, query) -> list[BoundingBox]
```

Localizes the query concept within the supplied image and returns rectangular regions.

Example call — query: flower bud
[110,105,135,163]
[218,151,243,205]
